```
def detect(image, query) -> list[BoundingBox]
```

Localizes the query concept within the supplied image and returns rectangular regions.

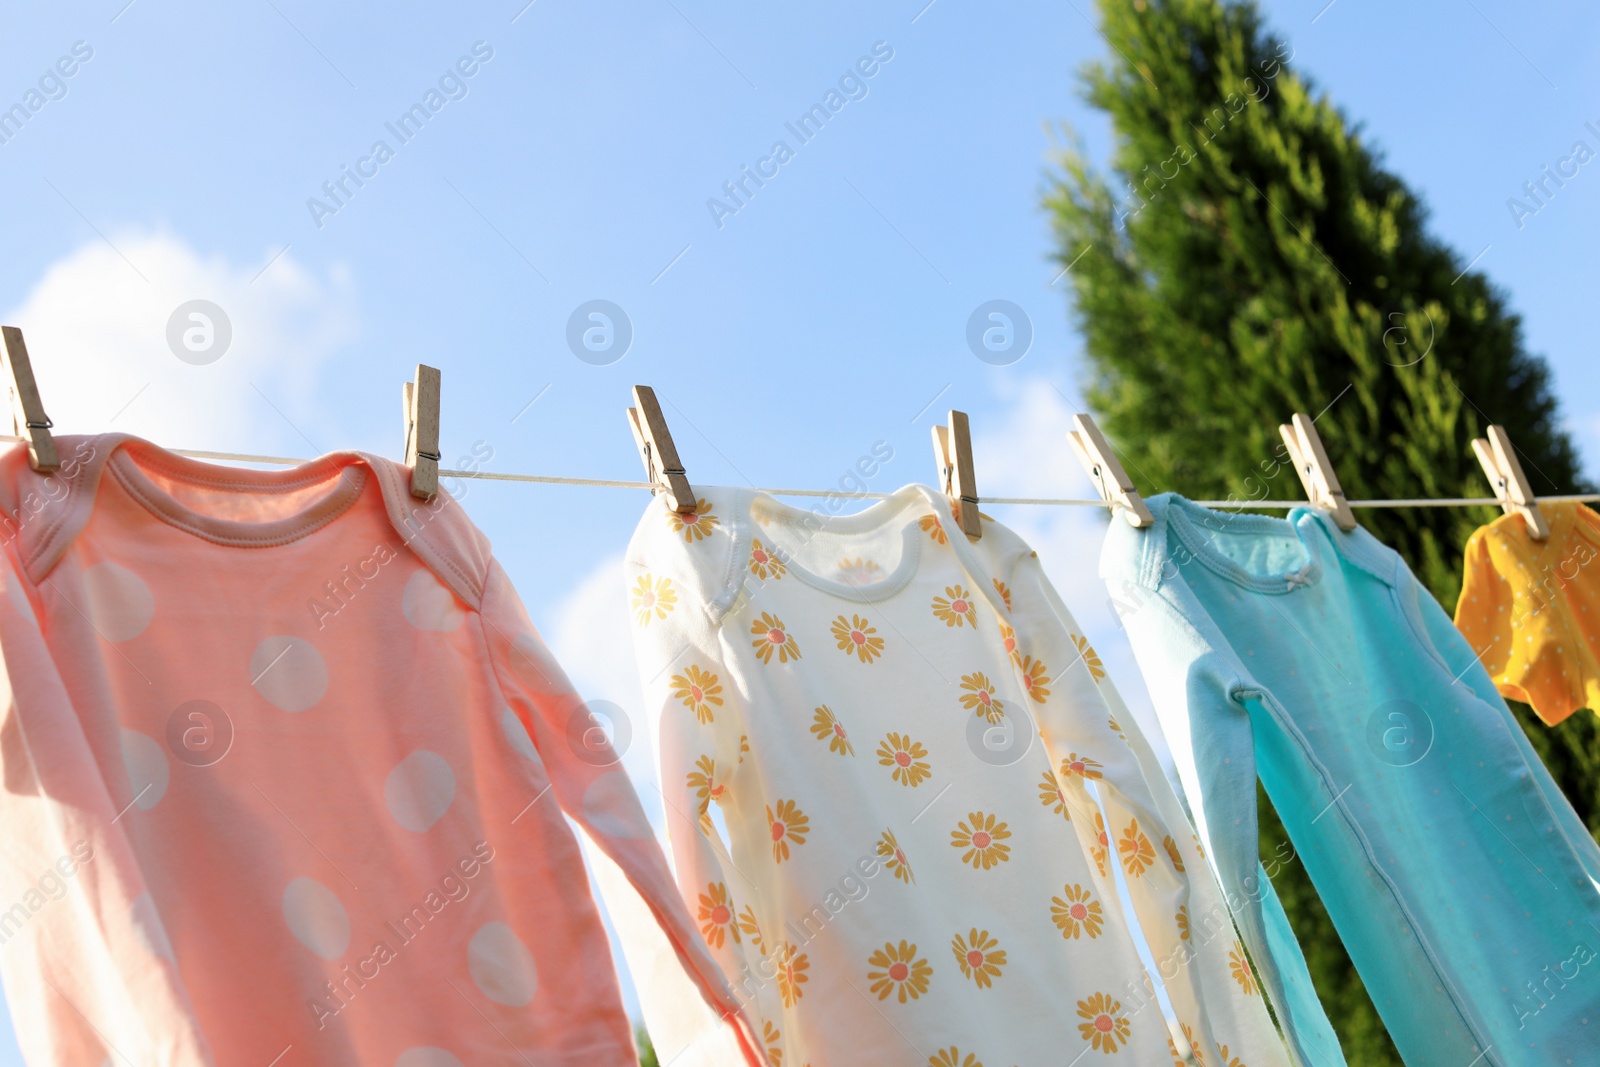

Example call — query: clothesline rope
[9,438,1598,510]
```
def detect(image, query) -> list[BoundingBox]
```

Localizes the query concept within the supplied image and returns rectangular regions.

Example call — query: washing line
[14,438,1598,511]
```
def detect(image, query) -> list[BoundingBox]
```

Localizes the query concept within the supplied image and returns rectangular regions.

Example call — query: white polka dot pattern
[396,1049,464,1067]
[130,893,175,961]
[3,570,36,627]
[581,772,652,840]
[402,568,464,632]
[500,708,537,762]
[82,562,154,642]
[250,636,329,713]
[510,632,566,695]
[119,729,169,811]
[282,877,350,960]
[384,751,456,833]
[467,922,538,1006]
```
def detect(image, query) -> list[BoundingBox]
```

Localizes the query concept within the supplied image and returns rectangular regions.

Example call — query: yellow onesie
[1454,501,1600,724]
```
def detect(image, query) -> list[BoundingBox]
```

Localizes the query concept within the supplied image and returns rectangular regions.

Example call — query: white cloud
[1,231,356,453]
[974,378,1096,498]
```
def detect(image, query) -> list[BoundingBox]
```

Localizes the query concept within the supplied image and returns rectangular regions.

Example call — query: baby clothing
[1102,494,1600,1067]
[626,485,1295,1067]
[1455,501,1600,725]
[0,436,760,1066]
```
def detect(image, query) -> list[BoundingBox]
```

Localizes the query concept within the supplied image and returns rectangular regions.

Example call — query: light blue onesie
[1101,494,1600,1067]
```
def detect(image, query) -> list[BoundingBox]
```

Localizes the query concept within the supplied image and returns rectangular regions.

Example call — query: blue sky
[2,0,1598,1060]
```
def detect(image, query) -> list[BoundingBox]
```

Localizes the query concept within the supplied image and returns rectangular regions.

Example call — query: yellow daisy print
[931,584,980,629]
[750,612,801,664]
[738,904,765,956]
[951,811,1011,870]
[1163,834,1186,873]
[810,705,854,755]
[831,613,885,663]
[1076,991,1131,1052]
[1229,941,1258,996]
[1090,811,1109,876]
[836,556,884,586]
[1019,654,1051,703]
[1192,831,1207,860]
[1060,752,1104,781]
[748,538,786,580]
[1107,715,1126,739]
[1072,633,1106,682]
[992,578,1012,612]
[867,940,933,1003]
[777,941,810,1007]
[1051,883,1104,940]
[762,1020,783,1066]
[1216,1045,1247,1067]
[1038,769,1070,820]
[631,574,676,626]
[877,828,915,884]
[1119,819,1157,877]
[738,734,750,763]
[959,671,1004,723]
[681,758,726,809]
[1168,1036,1186,1067]
[1183,1023,1207,1065]
[685,756,725,820]
[999,622,1020,664]
[878,732,932,787]
[1176,905,1191,941]
[951,928,1006,988]
[919,513,948,545]
[669,665,722,724]
[929,1049,982,1067]
[667,498,720,542]
[767,799,809,862]
[696,882,739,949]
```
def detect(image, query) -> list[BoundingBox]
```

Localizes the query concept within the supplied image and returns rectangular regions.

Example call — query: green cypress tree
[1045,1,1598,1062]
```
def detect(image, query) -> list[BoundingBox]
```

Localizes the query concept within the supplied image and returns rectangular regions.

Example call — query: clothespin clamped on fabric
[403,364,441,500]
[0,326,59,472]
[1066,413,1152,528]
[1279,412,1356,531]
[1471,424,1548,541]
[627,385,694,514]
[931,409,981,540]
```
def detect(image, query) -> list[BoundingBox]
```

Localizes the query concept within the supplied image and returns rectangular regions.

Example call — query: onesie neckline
[730,485,930,603]
[1163,495,1324,595]
[106,439,368,548]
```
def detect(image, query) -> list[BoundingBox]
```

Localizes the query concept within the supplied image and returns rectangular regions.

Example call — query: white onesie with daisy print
[624,484,1295,1067]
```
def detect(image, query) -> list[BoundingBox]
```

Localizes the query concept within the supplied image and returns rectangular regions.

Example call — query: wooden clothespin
[931,409,981,540]
[627,385,694,514]
[403,364,441,500]
[0,326,59,472]
[1067,413,1152,528]
[1472,424,1548,541]
[1279,412,1356,531]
